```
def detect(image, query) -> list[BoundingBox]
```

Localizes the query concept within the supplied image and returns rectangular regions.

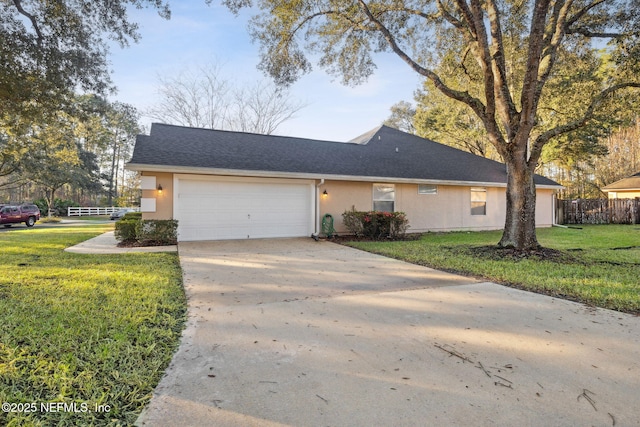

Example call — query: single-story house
[602,172,640,199]
[126,123,562,241]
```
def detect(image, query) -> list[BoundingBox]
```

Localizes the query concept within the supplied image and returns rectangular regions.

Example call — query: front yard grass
[0,225,187,426]
[346,225,640,314]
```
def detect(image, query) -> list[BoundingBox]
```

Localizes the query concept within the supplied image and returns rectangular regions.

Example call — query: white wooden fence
[67,207,139,217]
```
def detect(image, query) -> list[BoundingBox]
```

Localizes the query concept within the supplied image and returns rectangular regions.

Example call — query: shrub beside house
[342,208,409,240]
[115,212,178,246]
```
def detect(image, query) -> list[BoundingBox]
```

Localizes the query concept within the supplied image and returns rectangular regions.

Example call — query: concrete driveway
[137,238,640,427]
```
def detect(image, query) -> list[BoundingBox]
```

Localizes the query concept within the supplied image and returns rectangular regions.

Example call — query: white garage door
[175,176,313,241]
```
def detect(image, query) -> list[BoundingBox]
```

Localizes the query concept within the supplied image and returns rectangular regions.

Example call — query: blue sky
[107,2,423,142]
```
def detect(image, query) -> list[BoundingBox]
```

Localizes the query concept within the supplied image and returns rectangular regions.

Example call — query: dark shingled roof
[127,123,560,187]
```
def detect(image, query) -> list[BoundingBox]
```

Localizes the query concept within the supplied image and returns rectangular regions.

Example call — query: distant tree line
[0,95,141,214]
[0,0,172,213]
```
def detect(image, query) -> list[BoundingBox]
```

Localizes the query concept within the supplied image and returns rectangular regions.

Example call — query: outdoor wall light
[322,189,328,198]
[157,184,163,194]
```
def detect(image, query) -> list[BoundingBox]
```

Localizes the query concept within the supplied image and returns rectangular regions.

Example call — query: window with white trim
[470,187,487,215]
[373,183,395,212]
[418,184,438,195]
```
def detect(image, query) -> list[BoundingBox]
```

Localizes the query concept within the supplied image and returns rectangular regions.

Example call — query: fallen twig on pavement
[434,343,474,363]
[477,361,492,377]
[316,394,329,404]
[494,375,512,385]
[578,389,597,411]
[494,381,513,389]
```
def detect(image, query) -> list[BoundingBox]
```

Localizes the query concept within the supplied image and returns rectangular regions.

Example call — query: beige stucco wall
[140,172,173,220]
[139,172,557,233]
[318,181,371,232]
[535,188,555,227]
[607,190,640,199]
[321,180,556,234]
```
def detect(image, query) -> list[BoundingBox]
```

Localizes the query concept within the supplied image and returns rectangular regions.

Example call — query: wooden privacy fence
[557,198,640,224]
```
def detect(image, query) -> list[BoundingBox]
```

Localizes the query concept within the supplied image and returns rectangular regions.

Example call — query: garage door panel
[175,177,312,241]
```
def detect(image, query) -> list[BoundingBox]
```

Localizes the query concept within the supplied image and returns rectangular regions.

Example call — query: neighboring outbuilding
[126,123,562,241]
[602,172,640,199]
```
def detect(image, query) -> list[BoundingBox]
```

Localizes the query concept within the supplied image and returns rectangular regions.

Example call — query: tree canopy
[383,101,417,135]
[0,0,170,122]
[0,1,167,206]
[1,95,141,209]
[75,96,141,205]
[224,0,640,249]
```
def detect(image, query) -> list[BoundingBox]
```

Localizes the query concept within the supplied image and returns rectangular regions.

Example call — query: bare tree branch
[355,0,500,142]
[565,0,606,28]
[518,0,553,147]
[486,0,518,132]
[11,0,43,45]
[147,64,305,134]
[436,0,465,30]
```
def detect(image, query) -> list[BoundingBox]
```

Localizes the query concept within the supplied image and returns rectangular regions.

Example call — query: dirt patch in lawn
[326,233,421,243]
[464,245,576,263]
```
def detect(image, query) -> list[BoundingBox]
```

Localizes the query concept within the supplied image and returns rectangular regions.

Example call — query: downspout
[313,179,325,239]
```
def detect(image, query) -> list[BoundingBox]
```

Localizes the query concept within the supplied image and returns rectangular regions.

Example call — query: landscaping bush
[342,208,409,240]
[123,211,142,220]
[136,219,178,246]
[33,198,48,215]
[342,207,365,237]
[114,219,138,243]
[115,218,178,246]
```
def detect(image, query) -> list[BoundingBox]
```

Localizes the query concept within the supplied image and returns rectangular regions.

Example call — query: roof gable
[602,172,640,191]
[128,123,560,187]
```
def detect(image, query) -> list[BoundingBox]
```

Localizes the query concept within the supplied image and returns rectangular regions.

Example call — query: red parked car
[0,204,41,227]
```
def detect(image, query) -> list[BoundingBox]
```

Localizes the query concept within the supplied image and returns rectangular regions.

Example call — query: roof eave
[126,163,563,189]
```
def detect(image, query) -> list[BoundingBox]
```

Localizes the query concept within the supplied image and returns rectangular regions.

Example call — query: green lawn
[0,225,186,426]
[346,225,640,314]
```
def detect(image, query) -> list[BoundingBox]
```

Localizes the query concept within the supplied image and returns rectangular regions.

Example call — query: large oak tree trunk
[499,160,540,250]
